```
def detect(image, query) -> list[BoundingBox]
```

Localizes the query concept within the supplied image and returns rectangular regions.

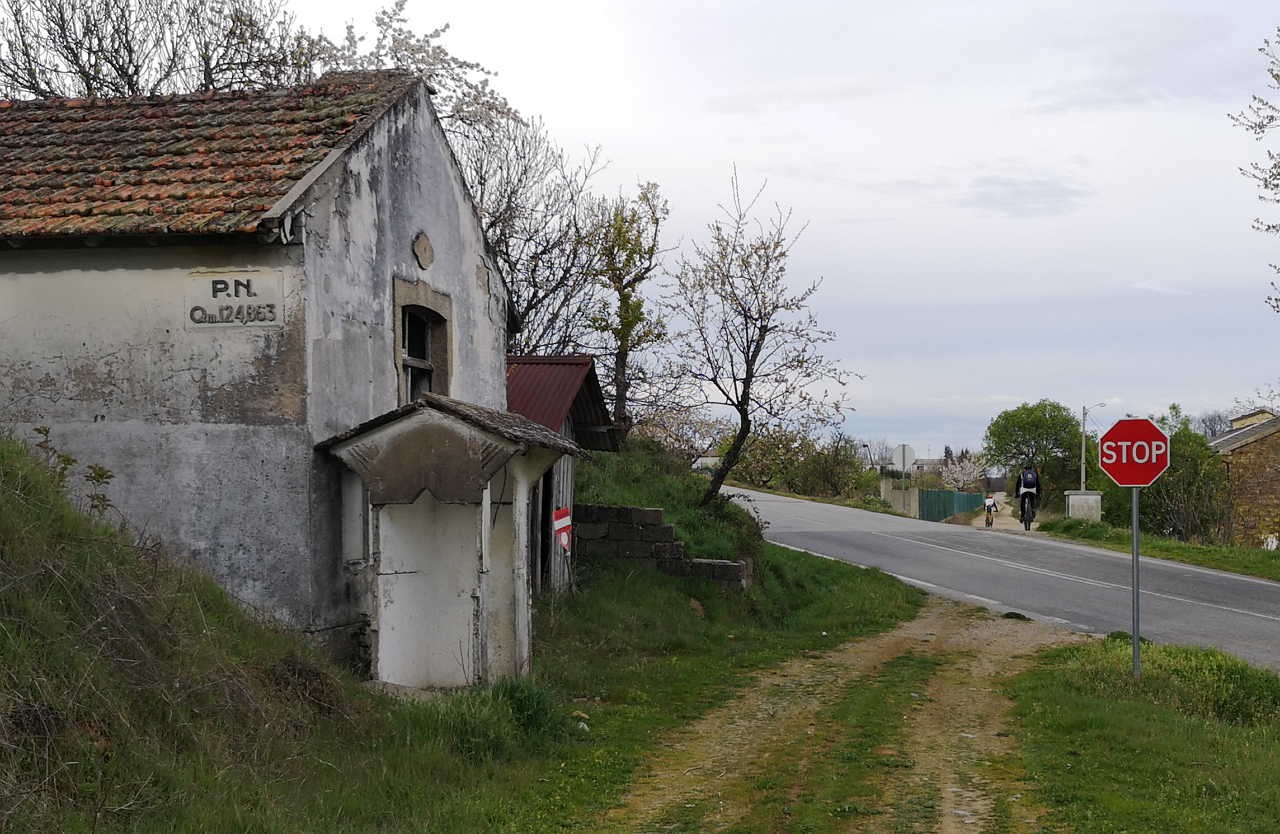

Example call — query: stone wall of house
[1227,431,1280,547]
[574,504,752,591]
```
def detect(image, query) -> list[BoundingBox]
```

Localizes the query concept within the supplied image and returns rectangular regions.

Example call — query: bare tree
[1232,29,1280,313]
[862,437,893,469]
[0,0,322,98]
[316,0,512,128]
[667,171,850,505]
[0,0,510,127]
[453,115,607,354]
[588,182,669,437]
[1194,410,1232,439]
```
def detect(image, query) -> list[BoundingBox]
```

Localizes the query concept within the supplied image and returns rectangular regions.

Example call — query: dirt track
[595,598,1084,833]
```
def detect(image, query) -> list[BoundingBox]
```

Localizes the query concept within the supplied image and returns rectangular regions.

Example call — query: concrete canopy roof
[318,393,578,504]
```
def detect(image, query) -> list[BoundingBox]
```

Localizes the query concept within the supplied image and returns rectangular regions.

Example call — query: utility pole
[1081,402,1106,490]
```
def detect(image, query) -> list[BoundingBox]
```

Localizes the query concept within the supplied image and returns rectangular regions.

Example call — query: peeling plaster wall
[300,83,508,443]
[298,84,511,641]
[0,245,316,625]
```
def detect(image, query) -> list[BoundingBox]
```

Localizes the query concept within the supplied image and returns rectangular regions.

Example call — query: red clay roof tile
[0,71,418,239]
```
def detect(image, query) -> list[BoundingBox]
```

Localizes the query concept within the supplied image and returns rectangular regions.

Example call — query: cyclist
[1016,464,1040,527]
[983,494,998,527]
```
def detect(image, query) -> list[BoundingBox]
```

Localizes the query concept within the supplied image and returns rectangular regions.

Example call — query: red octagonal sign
[1099,418,1170,487]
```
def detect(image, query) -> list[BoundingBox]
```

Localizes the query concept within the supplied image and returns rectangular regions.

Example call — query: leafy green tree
[1101,404,1228,541]
[588,182,668,438]
[982,399,1080,500]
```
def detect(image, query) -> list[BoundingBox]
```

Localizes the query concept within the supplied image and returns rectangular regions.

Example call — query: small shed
[506,355,618,590]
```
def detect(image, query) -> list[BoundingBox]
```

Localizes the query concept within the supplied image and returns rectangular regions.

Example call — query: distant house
[1210,409,1280,548]
[506,355,618,590]
[911,458,945,475]
[0,71,574,689]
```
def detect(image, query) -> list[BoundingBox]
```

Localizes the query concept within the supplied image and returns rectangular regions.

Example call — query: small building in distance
[0,71,572,689]
[506,355,618,590]
[910,457,945,475]
[1210,409,1280,548]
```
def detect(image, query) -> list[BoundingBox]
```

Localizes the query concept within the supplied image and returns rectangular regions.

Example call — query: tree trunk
[612,341,632,439]
[701,412,750,506]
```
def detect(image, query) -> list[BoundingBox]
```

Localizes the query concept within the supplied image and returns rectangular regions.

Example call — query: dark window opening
[402,306,434,401]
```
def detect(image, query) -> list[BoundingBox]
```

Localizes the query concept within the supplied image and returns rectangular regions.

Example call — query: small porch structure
[319,393,576,688]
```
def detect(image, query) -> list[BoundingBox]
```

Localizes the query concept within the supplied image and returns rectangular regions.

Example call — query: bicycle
[1019,493,1037,531]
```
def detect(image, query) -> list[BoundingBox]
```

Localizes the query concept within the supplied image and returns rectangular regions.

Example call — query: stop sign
[1099,418,1170,487]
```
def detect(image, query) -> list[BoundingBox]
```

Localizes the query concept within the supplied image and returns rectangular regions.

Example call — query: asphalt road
[728,488,1280,670]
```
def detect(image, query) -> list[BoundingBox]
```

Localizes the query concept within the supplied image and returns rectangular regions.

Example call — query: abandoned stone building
[0,71,576,688]
[1211,409,1280,548]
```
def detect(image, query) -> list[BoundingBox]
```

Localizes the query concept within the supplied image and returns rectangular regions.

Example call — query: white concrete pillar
[473,482,492,684]
[512,472,532,676]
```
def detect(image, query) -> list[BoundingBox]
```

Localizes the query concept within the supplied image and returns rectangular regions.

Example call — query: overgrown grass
[1,434,924,832]
[1039,516,1280,582]
[0,434,570,833]
[577,439,765,561]
[1010,636,1280,833]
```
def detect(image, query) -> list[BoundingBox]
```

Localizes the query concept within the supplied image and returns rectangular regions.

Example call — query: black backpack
[1021,470,1038,489]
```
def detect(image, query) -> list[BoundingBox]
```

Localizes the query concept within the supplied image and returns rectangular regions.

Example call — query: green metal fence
[918,489,985,522]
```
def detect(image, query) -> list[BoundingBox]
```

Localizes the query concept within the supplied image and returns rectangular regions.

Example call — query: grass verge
[2,435,923,832]
[723,478,906,517]
[1009,635,1280,833]
[1039,517,1280,583]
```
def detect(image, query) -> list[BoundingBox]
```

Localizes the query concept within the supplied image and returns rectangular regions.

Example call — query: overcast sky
[305,1,1278,455]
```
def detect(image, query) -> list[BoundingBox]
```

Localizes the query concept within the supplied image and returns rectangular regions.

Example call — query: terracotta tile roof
[506,355,619,452]
[0,71,419,239]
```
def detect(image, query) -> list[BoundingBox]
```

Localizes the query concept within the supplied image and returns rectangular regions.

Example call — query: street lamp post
[1081,402,1106,491]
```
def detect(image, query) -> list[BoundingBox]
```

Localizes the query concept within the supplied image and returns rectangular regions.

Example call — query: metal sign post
[1131,486,1140,678]
[1098,418,1170,680]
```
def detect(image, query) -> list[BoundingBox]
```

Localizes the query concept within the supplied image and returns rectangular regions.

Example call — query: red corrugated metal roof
[506,355,617,451]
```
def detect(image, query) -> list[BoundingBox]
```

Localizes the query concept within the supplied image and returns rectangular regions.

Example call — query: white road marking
[982,528,1280,589]
[877,533,1280,625]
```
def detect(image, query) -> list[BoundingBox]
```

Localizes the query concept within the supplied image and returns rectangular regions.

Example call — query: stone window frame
[393,279,452,403]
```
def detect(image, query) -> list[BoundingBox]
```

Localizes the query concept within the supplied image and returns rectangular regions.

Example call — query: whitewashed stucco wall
[0,245,316,625]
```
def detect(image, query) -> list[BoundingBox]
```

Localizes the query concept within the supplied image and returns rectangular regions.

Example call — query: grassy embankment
[0,434,921,833]
[1039,516,1280,583]
[1010,635,1280,833]
[722,478,904,517]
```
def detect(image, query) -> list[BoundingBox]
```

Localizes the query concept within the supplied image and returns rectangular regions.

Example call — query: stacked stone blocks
[574,504,752,591]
